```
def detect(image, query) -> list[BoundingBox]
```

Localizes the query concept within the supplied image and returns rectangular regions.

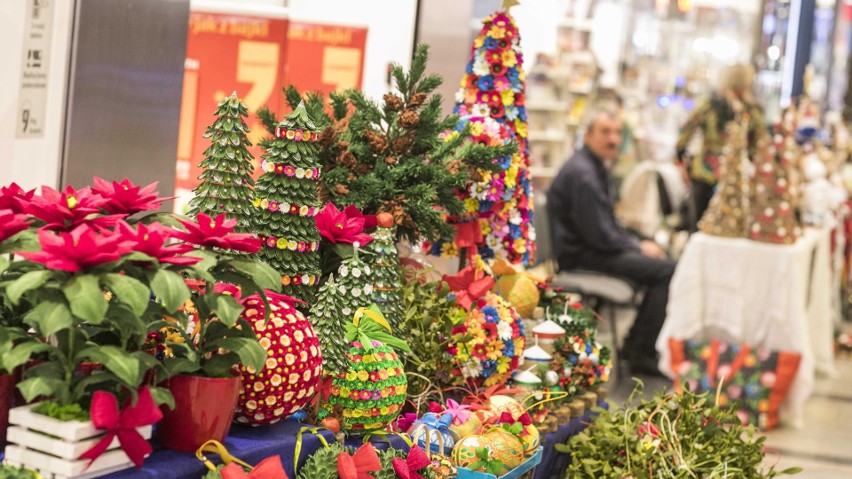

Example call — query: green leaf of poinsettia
[101,273,150,317]
[23,300,72,336]
[211,295,243,328]
[206,337,265,373]
[151,269,191,313]
[218,258,280,292]
[79,345,143,388]
[6,270,56,304]
[63,275,108,324]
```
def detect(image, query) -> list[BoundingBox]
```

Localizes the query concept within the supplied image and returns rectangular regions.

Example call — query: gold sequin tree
[698,121,750,238]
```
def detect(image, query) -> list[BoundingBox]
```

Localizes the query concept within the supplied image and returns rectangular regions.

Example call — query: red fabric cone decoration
[80,386,163,467]
[336,444,381,479]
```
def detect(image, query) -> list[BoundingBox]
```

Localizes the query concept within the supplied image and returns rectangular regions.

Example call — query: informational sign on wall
[16,0,54,139]
[173,11,367,212]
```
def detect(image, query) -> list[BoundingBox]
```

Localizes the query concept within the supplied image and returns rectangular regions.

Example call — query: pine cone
[384,93,404,111]
[392,135,413,153]
[347,172,357,182]
[338,151,357,169]
[365,130,388,154]
[446,159,462,175]
[318,184,330,203]
[399,109,420,129]
[384,156,397,166]
[319,127,336,147]
[469,168,484,182]
[356,163,373,175]
[333,184,349,195]
[392,205,405,225]
[409,92,427,107]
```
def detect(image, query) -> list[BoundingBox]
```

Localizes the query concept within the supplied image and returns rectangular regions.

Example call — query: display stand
[532,401,608,479]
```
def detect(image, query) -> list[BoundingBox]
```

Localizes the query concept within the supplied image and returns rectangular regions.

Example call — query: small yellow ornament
[452,435,491,469]
[482,428,525,473]
[488,395,523,418]
[450,413,482,439]
[519,424,540,455]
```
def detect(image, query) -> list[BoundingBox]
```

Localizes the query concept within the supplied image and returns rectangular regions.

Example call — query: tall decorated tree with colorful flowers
[188,92,255,231]
[451,7,536,265]
[253,101,322,303]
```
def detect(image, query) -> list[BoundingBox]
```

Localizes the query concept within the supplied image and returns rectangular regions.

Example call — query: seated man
[546,107,675,376]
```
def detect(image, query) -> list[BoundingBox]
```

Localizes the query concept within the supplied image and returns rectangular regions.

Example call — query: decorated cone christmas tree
[321,305,410,433]
[254,101,322,302]
[188,92,255,231]
[309,245,375,376]
[749,127,800,244]
[365,212,404,331]
[699,120,750,238]
[452,5,536,265]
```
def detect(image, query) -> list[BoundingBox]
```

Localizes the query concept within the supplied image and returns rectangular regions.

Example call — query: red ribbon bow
[391,446,431,479]
[499,411,532,426]
[442,265,494,310]
[221,456,289,479]
[80,386,163,468]
[337,444,381,479]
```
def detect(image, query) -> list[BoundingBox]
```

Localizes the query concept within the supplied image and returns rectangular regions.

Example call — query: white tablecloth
[656,229,834,427]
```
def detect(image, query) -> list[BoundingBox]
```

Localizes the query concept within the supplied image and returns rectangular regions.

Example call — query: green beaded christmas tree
[188,92,255,230]
[254,101,322,302]
[310,247,375,376]
[365,212,404,332]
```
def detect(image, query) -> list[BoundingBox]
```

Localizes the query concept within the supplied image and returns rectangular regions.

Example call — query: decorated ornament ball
[494,273,540,319]
[488,395,524,418]
[452,435,491,469]
[482,428,525,473]
[519,424,540,455]
[449,413,482,439]
[235,293,322,426]
[326,339,408,432]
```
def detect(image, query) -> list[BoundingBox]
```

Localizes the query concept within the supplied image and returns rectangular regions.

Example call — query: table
[533,402,608,479]
[656,229,834,427]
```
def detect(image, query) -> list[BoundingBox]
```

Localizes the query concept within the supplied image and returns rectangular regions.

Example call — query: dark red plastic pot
[157,374,241,452]
[0,373,14,446]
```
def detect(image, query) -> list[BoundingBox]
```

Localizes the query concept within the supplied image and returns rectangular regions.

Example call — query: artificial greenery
[364,215,404,331]
[258,44,514,244]
[188,92,256,232]
[559,382,802,479]
[295,443,435,479]
[0,465,40,479]
[469,446,506,477]
[398,271,463,398]
[32,401,90,422]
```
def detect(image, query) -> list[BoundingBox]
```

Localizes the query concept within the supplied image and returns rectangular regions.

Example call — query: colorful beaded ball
[235,292,322,426]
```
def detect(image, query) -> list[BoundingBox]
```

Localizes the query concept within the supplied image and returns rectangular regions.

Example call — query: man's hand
[640,240,666,259]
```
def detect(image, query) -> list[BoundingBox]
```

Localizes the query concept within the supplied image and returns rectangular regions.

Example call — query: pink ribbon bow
[391,446,431,479]
[445,399,472,425]
[80,386,163,468]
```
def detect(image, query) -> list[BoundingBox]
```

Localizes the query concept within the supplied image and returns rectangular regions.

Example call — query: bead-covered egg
[451,435,491,469]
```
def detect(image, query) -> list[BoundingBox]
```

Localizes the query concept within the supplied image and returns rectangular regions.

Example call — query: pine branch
[256,107,278,135]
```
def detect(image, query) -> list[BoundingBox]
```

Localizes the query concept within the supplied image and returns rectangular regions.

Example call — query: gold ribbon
[359,430,414,447]
[196,440,254,472]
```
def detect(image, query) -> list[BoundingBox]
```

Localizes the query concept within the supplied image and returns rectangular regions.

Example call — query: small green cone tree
[253,101,322,303]
[188,92,255,231]
[365,212,404,332]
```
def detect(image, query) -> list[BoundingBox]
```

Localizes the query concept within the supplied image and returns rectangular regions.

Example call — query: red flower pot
[0,373,14,446]
[157,374,241,452]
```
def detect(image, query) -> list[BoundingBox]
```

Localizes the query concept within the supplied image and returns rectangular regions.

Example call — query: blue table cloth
[102,421,335,479]
[533,402,608,479]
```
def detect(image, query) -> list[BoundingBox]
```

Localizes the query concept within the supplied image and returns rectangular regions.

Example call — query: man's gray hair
[583,105,620,135]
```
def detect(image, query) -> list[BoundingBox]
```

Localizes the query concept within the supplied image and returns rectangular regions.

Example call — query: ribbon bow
[221,456,289,479]
[415,412,453,432]
[492,259,544,283]
[444,399,472,425]
[442,265,494,310]
[337,444,381,479]
[80,386,163,467]
[499,411,532,426]
[391,446,431,479]
[345,305,411,353]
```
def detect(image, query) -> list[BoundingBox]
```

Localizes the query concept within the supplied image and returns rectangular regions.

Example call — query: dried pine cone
[392,135,413,153]
[446,159,462,175]
[333,184,349,195]
[469,168,484,182]
[384,156,397,166]
[347,172,357,182]
[318,184,330,203]
[399,109,420,129]
[338,151,357,169]
[384,93,404,112]
[409,92,427,107]
[365,130,388,154]
[356,163,373,175]
[319,127,336,147]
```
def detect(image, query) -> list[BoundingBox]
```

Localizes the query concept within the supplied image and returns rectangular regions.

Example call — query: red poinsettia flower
[0,209,29,244]
[118,222,200,266]
[314,204,374,245]
[18,224,133,272]
[92,177,167,215]
[343,205,377,230]
[173,213,261,253]
[0,183,36,214]
[25,185,123,231]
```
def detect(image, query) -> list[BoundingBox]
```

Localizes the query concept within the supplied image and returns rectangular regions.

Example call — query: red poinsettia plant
[0,178,279,418]
[314,203,376,276]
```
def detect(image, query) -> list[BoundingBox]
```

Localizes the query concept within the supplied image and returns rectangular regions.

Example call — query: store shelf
[528,130,567,142]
